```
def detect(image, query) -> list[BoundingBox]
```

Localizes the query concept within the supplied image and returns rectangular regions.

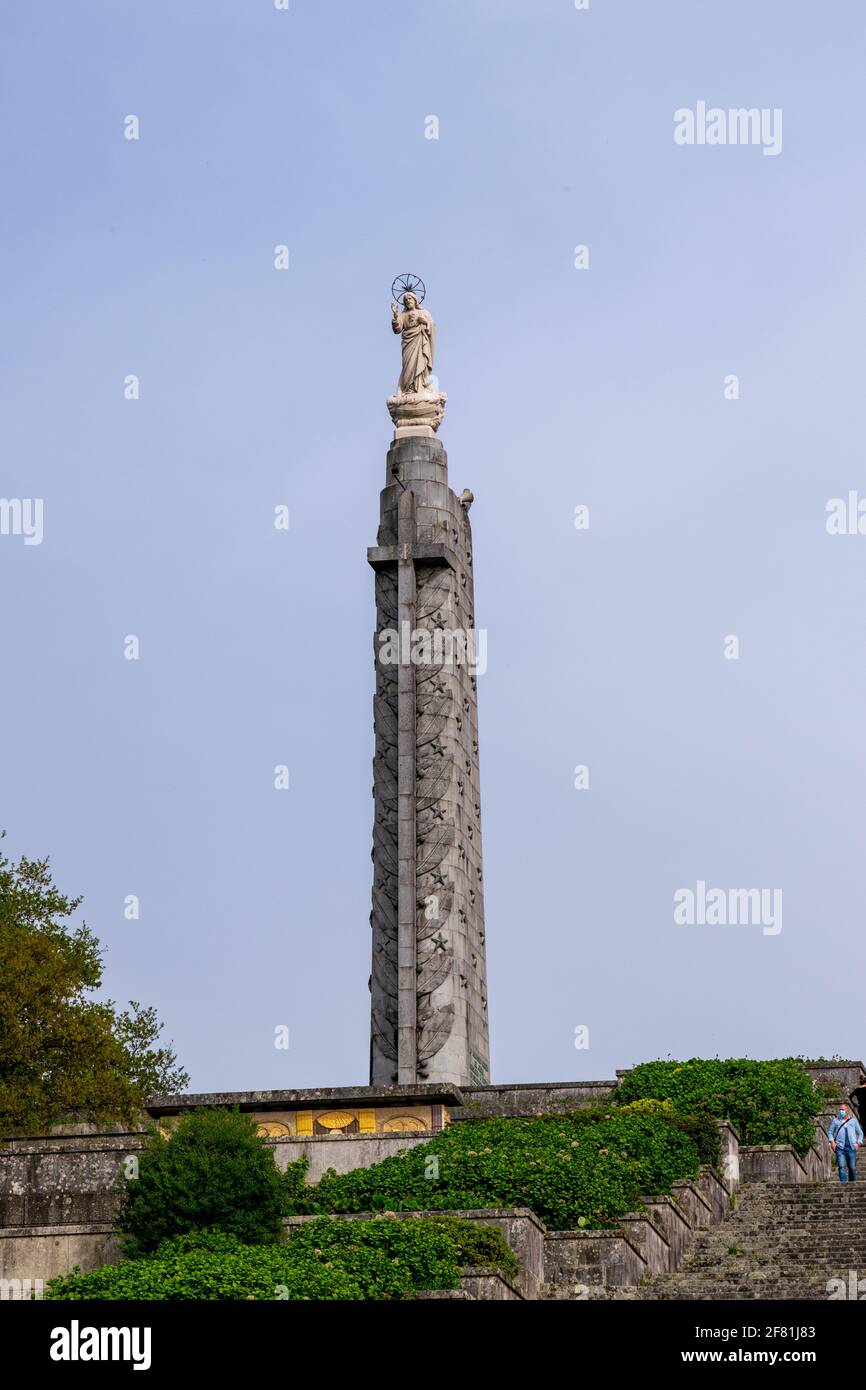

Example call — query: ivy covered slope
[291,1104,720,1231]
[615,1058,820,1155]
[47,1219,517,1301]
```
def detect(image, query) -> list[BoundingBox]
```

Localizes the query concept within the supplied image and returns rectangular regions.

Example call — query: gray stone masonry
[416,1270,523,1300]
[145,1084,461,1117]
[602,1181,866,1300]
[1,1063,860,1289]
[368,435,489,1087]
[452,1079,617,1120]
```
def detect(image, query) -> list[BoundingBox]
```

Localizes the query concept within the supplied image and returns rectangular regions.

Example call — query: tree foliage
[0,838,187,1138]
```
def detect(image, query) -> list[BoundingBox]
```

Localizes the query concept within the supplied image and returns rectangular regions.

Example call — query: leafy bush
[289,1108,705,1230]
[286,1213,518,1282]
[615,1099,721,1167]
[666,1111,723,1167]
[417,1216,519,1279]
[614,1058,819,1155]
[118,1108,307,1253]
[46,1217,515,1301]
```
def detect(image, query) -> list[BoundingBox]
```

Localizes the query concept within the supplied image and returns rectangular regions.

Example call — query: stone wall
[269,1131,435,1183]
[453,1079,617,1120]
[0,1225,121,1291]
[0,1062,858,1288]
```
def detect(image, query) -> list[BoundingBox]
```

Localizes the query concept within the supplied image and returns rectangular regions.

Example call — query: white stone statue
[390,293,435,395]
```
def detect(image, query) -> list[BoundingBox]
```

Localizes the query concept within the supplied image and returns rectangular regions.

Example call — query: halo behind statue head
[391,273,426,306]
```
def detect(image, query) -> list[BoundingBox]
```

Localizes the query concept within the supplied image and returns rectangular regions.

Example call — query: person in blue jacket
[829,1104,863,1184]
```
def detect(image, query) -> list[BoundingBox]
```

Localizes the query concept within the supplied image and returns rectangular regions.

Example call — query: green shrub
[616,1097,676,1115]
[118,1108,307,1253]
[46,1217,513,1301]
[289,1108,704,1231]
[667,1112,723,1167]
[415,1216,519,1279]
[614,1058,819,1155]
[286,1214,518,1282]
[615,1099,721,1167]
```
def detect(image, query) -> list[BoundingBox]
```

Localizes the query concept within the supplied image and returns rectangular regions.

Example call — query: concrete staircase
[613,1179,866,1300]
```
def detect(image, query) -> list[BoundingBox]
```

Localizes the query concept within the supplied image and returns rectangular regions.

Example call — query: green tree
[0,838,187,1138]
[119,1108,302,1253]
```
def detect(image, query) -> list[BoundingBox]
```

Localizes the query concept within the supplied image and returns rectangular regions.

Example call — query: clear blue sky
[3,0,865,1092]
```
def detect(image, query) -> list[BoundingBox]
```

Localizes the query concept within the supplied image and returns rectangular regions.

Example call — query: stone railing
[417,1268,524,1301]
[738,1111,839,1185]
[542,1159,735,1295]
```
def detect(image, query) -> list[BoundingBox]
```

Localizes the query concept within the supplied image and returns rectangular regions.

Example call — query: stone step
[608,1177,866,1301]
[540,1172,866,1300]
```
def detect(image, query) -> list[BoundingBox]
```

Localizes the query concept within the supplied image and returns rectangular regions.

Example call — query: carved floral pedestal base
[386,388,447,438]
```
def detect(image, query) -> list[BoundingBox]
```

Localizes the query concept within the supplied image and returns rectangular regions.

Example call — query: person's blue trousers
[837,1147,858,1183]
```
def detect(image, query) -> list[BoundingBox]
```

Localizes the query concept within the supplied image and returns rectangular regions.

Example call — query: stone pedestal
[386,388,447,439]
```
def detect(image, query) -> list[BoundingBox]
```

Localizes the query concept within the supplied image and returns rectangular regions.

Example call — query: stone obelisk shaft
[396,490,417,1081]
[368,433,490,1088]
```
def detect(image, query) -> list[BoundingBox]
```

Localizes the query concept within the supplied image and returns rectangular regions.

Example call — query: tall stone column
[367,392,490,1088]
